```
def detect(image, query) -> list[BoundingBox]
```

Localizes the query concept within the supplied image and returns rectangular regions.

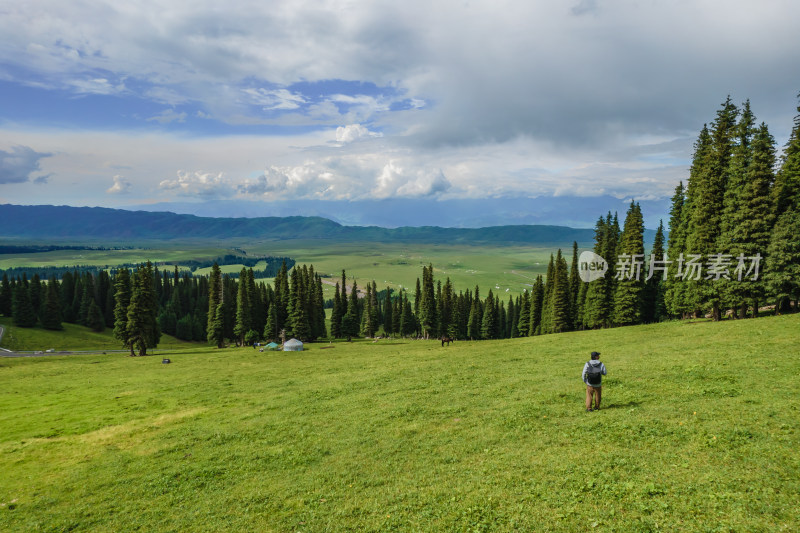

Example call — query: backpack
[586,362,602,386]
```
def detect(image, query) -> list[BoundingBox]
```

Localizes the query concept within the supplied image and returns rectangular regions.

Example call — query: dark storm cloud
[0,145,52,184]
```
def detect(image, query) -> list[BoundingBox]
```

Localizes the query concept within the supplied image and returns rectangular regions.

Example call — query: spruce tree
[41,278,62,330]
[480,290,496,339]
[126,262,160,356]
[343,279,359,340]
[209,300,226,348]
[642,220,667,323]
[392,291,402,335]
[113,268,134,355]
[551,249,571,332]
[568,241,580,329]
[529,275,544,335]
[765,94,800,312]
[86,299,105,332]
[467,299,480,340]
[582,216,608,328]
[29,274,42,321]
[78,273,95,325]
[264,302,278,342]
[540,254,555,334]
[206,263,222,345]
[664,181,687,318]
[516,290,530,336]
[726,123,776,317]
[360,282,375,337]
[383,287,394,336]
[288,266,310,341]
[314,275,327,339]
[0,273,11,316]
[12,282,37,327]
[104,282,115,328]
[418,265,437,339]
[686,98,738,320]
[507,295,516,338]
[765,209,800,312]
[234,268,251,345]
[612,202,645,326]
[330,282,343,338]
[59,271,76,323]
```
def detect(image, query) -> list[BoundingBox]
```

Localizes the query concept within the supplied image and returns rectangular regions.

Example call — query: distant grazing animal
[441,336,454,347]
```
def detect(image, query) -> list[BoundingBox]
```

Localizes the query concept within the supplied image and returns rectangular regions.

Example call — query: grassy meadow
[0,321,198,353]
[1,314,798,531]
[1,241,565,302]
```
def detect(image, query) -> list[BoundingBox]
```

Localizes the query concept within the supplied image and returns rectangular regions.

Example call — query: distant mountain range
[1,204,655,245]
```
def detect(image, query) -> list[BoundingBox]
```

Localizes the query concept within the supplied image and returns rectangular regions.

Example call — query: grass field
[1,240,570,302]
[0,322,201,352]
[1,314,798,531]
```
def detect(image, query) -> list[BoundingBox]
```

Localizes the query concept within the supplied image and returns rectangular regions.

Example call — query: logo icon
[579,251,608,282]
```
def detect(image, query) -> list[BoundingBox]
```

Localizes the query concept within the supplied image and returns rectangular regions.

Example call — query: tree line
[661,96,800,320]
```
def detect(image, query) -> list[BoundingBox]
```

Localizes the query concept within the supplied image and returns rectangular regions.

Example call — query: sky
[1,0,798,229]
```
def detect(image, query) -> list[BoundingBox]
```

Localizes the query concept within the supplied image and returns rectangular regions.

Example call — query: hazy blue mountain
[122,196,671,230]
[1,204,615,244]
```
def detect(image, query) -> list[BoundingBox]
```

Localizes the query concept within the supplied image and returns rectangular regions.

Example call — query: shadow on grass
[601,400,643,409]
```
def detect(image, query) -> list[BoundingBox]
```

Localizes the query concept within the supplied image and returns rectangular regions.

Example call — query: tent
[283,338,304,351]
[265,342,280,351]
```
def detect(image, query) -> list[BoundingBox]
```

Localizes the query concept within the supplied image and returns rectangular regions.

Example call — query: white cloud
[159,170,233,198]
[1,1,799,210]
[242,88,306,110]
[335,124,383,143]
[106,174,131,194]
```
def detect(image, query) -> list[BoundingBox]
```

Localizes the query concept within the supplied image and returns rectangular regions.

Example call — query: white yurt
[283,338,304,351]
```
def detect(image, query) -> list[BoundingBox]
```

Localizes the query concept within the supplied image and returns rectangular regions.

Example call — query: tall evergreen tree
[467,299,480,340]
[12,282,37,327]
[29,274,42,321]
[264,301,278,342]
[540,254,555,333]
[612,202,646,326]
[288,266,310,340]
[529,275,544,335]
[765,209,800,312]
[664,181,688,318]
[314,274,327,339]
[41,278,62,330]
[642,220,667,323]
[516,290,530,336]
[383,287,394,336]
[342,279,359,340]
[480,290,496,339]
[685,98,738,320]
[582,216,608,328]
[765,94,800,312]
[126,262,160,356]
[0,273,11,317]
[724,123,776,317]
[568,241,580,329]
[86,299,105,332]
[206,262,222,346]
[113,268,134,355]
[330,282,343,338]
[234,267,251,345]
[78,273,95,325]
[551,249,571,333]
[418,265,437,339]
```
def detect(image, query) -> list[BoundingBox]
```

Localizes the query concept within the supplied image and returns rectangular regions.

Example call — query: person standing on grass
[583,351,607,412]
